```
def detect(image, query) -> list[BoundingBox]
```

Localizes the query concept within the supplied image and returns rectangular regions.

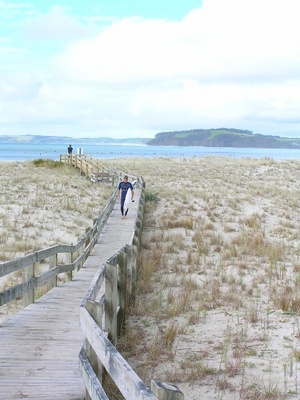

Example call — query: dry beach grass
[2,156,300,399]
[0,160,112,264]
[103,156,300,400]
[0,159,112,321]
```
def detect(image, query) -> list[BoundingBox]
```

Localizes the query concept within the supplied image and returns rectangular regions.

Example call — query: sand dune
[1,156,300,399]
[103,156,300,400]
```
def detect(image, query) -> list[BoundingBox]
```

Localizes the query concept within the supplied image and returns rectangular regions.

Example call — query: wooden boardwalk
[0,190,140,400]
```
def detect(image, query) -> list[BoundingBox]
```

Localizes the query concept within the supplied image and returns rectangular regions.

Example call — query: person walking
[118,175,134,219]
[67,144,73,155]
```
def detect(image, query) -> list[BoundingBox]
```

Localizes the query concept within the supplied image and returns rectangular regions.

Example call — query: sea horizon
[1,141,300,161]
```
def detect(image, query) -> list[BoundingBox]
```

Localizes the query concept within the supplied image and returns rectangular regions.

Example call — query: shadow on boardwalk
[0,189,141,400]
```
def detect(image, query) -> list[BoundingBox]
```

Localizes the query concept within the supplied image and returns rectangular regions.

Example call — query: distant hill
[146,128,300,148]
[2,130,300,149]
[0,135,150,145]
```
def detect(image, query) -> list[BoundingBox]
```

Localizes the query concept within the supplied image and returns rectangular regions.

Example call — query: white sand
[0,160,113,322]
[103,156,300,400]
[2,156,300,399]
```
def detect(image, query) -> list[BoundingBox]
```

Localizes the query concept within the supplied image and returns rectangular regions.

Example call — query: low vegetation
[0,160,112,264]
[0,159,113,321]
[2,156,300,399]
[103,156,300,400]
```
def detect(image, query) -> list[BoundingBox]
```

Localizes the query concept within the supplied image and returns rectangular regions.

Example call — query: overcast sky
[1,0,300,139]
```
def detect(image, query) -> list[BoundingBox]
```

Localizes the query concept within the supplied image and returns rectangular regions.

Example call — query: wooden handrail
[79,177,184,400]
[60,154,119,185]
[59,154,138,186]
[0,169,183,400]
[0,186,118,307]
[0,158,137,308]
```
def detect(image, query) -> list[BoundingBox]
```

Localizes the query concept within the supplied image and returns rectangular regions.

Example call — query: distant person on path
[118,175,134,219]
[67,144,73,155]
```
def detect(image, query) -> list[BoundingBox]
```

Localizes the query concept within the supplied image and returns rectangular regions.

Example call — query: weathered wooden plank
[104,261,118,344]
[0,246,60,277]
[0,189,141,400]
[0,277,37,306]
[82,266,105,305]
[80,307,158,400]
[36,266,60,286]
[79,347,110,400]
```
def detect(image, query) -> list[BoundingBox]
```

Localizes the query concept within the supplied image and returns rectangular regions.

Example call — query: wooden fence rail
[60,154,117,184]
[0,162,184,400]
[0,184,117,308]
[59,154,138,186]
[79,178,184,400]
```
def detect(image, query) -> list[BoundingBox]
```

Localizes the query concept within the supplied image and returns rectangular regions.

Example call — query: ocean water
[1,142,300,161]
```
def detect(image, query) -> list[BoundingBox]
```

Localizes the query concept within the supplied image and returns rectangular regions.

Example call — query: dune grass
[0,160,113,320]
[0,160,112,263]
[104,156,300,400]
[2,156,300,399]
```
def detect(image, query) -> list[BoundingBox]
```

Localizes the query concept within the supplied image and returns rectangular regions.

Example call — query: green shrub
[32,159,63,168]
[145,191,158,203]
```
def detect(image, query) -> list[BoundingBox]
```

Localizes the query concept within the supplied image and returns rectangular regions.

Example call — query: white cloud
[54,0,300,84]
[2,0,300,138]
[0,73,41,101]
[23,6,89,41]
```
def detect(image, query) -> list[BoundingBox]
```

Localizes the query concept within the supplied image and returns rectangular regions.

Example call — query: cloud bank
[1,0,300,138]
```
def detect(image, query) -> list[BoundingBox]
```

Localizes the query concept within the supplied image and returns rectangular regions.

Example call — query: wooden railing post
[49,253,58,289]
[125,244,138,304]
[66,244,75,281]
[151,380,184,400]
[117,251,127,337]
[133,221,142,247]
[23,262,35,306]
[105,260,118,345]
[85,299,104,399]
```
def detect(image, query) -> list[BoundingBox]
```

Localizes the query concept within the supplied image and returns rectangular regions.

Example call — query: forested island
[147,128,300,148]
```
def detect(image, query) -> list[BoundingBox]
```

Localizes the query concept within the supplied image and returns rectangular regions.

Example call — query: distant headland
[1,128,300,148]
[0,135,150,146]
[147,128,300,148]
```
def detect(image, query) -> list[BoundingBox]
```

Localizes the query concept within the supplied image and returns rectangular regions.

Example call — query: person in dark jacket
[117,175,134,218]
